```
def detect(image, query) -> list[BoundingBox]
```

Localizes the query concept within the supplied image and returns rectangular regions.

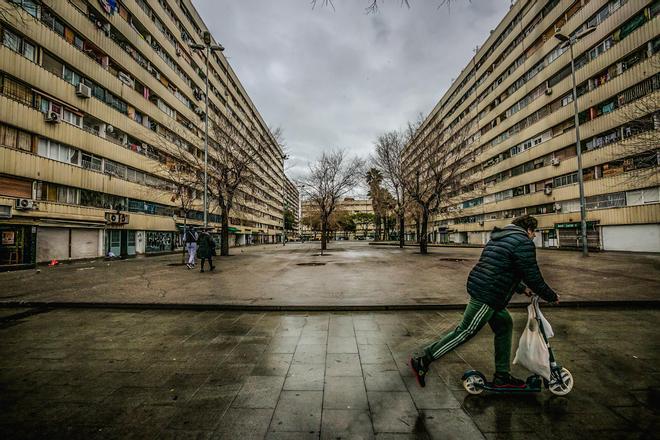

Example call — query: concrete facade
[402,0,660,252]
[0,0,289,268]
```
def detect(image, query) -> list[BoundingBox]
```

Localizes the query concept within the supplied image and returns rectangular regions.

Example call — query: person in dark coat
[410,214,559,388]
[196,229,215,273]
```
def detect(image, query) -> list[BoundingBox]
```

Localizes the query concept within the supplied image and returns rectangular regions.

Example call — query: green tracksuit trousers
[424,298,513,373]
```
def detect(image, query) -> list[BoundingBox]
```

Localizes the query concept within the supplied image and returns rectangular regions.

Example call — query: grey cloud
[193,0,511,179]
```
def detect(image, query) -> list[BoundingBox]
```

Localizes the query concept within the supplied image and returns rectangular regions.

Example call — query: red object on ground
[48,259,59,266]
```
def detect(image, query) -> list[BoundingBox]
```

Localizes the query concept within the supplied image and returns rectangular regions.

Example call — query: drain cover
[297,262,326,266]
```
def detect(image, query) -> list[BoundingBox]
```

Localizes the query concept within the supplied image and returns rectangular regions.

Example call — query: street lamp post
[555,26,596,257]
[297,184,305,241]
[189,31,224,229]
[282,154,288,246]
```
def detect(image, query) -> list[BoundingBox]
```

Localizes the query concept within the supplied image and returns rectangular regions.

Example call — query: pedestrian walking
[184,226,198,269]
[196,229,216,273]
[410,215,559,389]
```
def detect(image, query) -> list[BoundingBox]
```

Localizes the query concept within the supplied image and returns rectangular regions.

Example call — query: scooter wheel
[548,367,573,396]
[463,373,485,395]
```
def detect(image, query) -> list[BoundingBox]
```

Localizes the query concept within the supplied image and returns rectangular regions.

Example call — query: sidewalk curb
[1,300,658,312]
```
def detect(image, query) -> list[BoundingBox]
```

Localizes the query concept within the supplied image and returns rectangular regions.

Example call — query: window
[11,0,39,17]
[0,124,32,151]
[553,173,579,188]
[81,153,102,171]
[3,29,19,51]
[626,187,660,206]
[586,192,626,210]
[1,75,33,106]
[2,28,36,62]
[37,138,79,165]
[104,159,127,179]
[63,66,81,86]
[74,35,84,50]
[62,109,82,127]
[41,51,63,76]
[57,186,79,204]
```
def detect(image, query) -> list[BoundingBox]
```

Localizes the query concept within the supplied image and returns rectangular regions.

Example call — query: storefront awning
[228,227,240,233]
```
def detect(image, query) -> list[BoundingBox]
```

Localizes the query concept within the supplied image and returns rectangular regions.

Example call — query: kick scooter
[461,296,573,396]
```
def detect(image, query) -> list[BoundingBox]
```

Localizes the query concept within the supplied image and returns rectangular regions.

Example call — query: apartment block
[403,0,660,252]
[0,0,287,269]
[283,175,300,237]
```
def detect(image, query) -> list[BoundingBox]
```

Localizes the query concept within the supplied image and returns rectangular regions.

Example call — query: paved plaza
[1,242,659,307]
[1,306,658,439]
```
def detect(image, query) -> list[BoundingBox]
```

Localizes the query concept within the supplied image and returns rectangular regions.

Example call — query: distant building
[283,176,300,238]
[403,0,660,252]
[301,197,375,239]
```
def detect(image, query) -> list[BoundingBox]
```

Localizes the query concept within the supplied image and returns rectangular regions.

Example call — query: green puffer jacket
[466,225,557,310]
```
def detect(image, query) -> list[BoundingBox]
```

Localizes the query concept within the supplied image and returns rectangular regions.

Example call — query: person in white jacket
[184,226,198,269]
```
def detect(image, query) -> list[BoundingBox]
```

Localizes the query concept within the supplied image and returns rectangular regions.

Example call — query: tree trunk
[181,214,187,264]
[374,215,381,242]
[398,212,405,249]
[415,218,420,244]
[420,208,429,255]
[321,218,327,251]
[221,205,230,256]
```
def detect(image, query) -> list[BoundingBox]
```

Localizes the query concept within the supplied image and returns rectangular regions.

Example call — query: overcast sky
[193,0,512,184]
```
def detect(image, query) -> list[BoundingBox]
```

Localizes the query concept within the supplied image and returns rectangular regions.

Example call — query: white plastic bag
[513,304,551,380]
[537,307,554,339]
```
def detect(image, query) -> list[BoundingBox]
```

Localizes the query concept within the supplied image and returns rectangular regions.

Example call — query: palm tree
[366,168,383,240]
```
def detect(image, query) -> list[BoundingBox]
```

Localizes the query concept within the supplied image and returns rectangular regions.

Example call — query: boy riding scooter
[410,214,559,388]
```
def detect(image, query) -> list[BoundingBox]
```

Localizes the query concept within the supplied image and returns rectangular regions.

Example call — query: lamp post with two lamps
[554,25,596,257]
[189,31,224,229]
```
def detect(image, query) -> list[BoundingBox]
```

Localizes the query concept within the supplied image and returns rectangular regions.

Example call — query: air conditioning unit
[175,46,182,57]
[103,23,111,36]
[155,72,161,80]
[551,157,561,166]
[194,106,204,115]
[544,187,553,195]
[106,124,114,133]
[44,111,60,123]
[76,83,91,98]
[545,87,553,96]
[105,212,130,224]
[15,198,35,210]
[553,202,562,211]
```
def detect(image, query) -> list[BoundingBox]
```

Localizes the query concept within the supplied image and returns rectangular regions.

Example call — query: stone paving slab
[0,242,658,308]
[1,307,658,439]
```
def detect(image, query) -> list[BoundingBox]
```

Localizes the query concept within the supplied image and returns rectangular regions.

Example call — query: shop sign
[555,221,599,229]
[2,231,15,245]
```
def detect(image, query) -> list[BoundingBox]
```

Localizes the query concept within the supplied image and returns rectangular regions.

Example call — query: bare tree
[206,117,258,256]
[373,130,406,247]
[403,120,472,255]
[156,143,201,263]
[300,150,365,253]
[0,2,30,26]
[311,0,457,14]
[615,62,660,181]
